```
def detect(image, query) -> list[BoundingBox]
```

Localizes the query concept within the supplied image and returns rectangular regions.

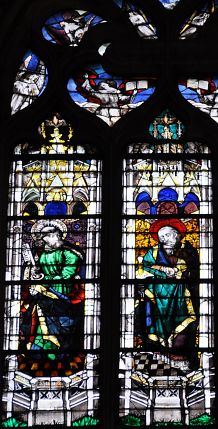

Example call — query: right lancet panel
[120,134,214,426]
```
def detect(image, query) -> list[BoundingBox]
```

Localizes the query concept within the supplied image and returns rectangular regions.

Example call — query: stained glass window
[179,78,218,123]
[148,109,185,140]
[11,51,48,115]
[120,113,214,426]
[2,114,102,426]
[0,0,217,428]
[180,1,218,39]
[114,1,157,39]
[42,10,106,46]
[68,64,156,126]
[159,0,180,9]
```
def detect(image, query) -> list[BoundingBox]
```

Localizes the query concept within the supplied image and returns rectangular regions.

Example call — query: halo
[31,219,67,240]
[150,218,187,242]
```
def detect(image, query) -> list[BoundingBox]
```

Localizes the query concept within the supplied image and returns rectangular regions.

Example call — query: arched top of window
[3,112,102,426]
[13,113,97,156]
[0,1,217,428]
[121,131,213,424]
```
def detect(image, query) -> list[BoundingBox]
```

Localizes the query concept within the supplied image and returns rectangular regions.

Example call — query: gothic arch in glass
[120,111,214,426]
[2,114,102,426]
[0,0,217,428]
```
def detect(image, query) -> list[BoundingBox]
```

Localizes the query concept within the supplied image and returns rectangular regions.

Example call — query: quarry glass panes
[120,118,214,426]
[2,115,102,426]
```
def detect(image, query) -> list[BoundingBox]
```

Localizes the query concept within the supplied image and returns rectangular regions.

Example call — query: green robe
[40,248,80,294]
[21,247,83,358]
[143,246,196,347]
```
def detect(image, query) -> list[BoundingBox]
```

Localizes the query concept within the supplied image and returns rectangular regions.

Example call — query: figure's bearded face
[41,227,62,249]
[158,226,180,251]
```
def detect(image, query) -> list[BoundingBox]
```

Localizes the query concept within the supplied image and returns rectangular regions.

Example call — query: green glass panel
[2,418,27,427]
[190,413,215,426]
[72,416,99,426]
[120,415,143,427]
[149,109,185,139]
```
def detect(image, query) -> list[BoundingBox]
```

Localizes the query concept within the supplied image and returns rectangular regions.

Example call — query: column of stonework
[87,160,100,215]
[86,353,99,417]
[121,159,135,280]
[151,159,158,201]
[120,159,135,417]
[40,159,47,203]
[5,160,23,417]
[83,161,101,416]
[121,218,135,391]
[93,161,102,349]
[202,352,214,415]
[120,284,134,349]
[120,284,135,416]
[199,159,213,349]
[120,354,133,416]
[177,160,184,202]
[84,162,101,349]
[5,161,16,349]
[83,221,96,418]
[123,219,135,280]
[198,158,213,418]
[67,158,74,201]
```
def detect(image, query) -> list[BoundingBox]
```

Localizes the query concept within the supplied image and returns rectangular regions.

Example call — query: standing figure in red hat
[141,219,199,363]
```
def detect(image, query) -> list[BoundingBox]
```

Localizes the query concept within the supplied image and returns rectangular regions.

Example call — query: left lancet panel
[42,10,106,46]
[2,114,102,426]
[11,51,48,115]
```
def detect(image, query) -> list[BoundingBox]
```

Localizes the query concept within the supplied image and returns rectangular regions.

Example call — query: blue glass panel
[42,10,105,46]
[114,0,157,38]
[179,77,218,123]
[44,201,67,215]
[68,64,156,126]
[11,51,48,115]
[159,0,180,9]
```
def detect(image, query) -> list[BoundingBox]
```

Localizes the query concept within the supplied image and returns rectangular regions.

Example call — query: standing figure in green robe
[141,219,199,361]
[20,219,84,360]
